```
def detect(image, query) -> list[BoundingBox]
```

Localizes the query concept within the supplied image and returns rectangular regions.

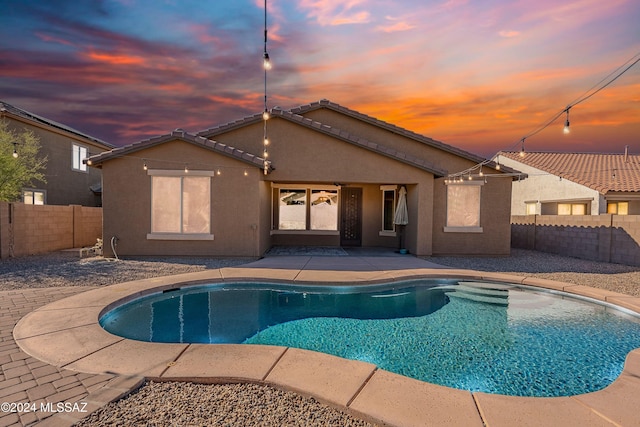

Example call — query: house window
[444,182,483,233]
[310,190,338,230]
[72,144,88,172]
[278,189,307,230]
[274,185,339,232]
[525,202,536,215]
[558,203,587,215]
[607,201,629,215]
[23,189,45,205]
[380,185,397,236]
[147,170,214,240]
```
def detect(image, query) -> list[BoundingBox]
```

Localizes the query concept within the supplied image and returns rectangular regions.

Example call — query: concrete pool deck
[10,254,640,426]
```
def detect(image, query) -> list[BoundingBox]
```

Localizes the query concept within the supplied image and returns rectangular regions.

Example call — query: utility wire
[449,50,640,179]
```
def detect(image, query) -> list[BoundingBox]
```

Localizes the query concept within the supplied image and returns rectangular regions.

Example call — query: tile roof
[289,99,488,165]
[499,151,640,194]
[0,100,114,148]
[197,99,511,176]
[86,129,269,170]
[269,108,449,176]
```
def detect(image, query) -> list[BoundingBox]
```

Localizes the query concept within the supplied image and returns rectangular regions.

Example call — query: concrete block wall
[0,202,102,258]
[512,214,640,266]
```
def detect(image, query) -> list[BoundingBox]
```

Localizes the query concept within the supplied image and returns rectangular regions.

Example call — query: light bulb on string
[519,138,526,158]
[563,107,571,134]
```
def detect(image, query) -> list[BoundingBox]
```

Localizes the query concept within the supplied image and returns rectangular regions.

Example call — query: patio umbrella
[394,186,408,252]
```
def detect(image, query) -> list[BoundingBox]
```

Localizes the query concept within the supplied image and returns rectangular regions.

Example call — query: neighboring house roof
[86,129,269,170]
[499,151,640,194]
[0,101,115,149]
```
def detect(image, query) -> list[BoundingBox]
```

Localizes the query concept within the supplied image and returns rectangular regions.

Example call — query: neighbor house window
[380,185,397,236]
[525,202,536,215]
[23,189,45,205]
[72,144,88,172]
[558,203,587,215]
[274,185,339,232]
[445,182,483,232]
[607,201,629,215]
[147,170,214,240]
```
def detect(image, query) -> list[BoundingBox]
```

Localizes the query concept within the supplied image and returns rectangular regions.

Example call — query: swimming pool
[99,279,640,397]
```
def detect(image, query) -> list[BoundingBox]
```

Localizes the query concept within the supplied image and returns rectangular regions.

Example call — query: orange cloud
[86,51,145,65]
[498,30,520,38]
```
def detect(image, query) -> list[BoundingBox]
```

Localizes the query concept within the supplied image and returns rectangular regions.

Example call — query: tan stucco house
[1,101,114,207]
[88,100,515,257]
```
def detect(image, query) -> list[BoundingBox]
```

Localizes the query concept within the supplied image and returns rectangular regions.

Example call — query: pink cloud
[298,0,371,26]
[499,30,520,38]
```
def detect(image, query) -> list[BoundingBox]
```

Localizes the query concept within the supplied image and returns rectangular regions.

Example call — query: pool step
[447,281,512,305]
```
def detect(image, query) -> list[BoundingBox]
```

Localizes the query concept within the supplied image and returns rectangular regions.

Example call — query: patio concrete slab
[15,324,122,367]
[293,268,396,284]
[474,393,613,427]
[521,277,577,292]
[227,256,312,270]
[265,348,376,408]
[65,340,189,377]
[349,369,484,427]
[161,344,287,382]
[606,295,640,313]
[220,266,302,281]
[12,306,98,339]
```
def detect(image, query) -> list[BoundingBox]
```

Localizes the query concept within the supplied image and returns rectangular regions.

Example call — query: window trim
[146,169,215,241]
[444,181,484,233]
[270,183,340,234]
[22,188,46,205]
[72,143,88,172]
[379,185,397,237]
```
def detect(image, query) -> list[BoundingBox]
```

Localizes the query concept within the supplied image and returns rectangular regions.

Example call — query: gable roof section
[86,129,268,170]
[290,99,489,165]
[197,101,494,176]
[1,101,114,149]
[499,151,640,194]
[269,108,448,176]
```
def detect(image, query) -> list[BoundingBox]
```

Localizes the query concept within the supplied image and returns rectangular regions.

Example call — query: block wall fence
[512,215,640,267]
[0,202,102,258]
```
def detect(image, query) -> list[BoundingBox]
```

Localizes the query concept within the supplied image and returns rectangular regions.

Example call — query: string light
[445,50,640,182]
[184,163,189,173]
[12,142,18,158]
[563,107,571,134]
[143,159,148,171]
[262,0,271,175]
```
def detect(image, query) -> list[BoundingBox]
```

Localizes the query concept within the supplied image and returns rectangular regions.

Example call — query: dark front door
[340,187,362,246]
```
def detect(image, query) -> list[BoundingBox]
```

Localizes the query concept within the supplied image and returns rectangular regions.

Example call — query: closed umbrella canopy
[393,186,409,226]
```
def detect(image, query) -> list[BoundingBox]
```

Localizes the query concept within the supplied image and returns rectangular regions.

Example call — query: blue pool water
[99,280,640,397]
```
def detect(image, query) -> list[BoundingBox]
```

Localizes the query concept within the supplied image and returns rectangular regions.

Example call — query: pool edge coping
[13,266,640,427]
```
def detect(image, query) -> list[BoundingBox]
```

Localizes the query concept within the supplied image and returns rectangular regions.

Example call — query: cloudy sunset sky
[1,0,638,157]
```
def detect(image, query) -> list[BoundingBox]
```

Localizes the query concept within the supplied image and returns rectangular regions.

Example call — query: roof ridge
[271,109,448,176]
[290,99,488,165]
[87,129,266,169]
[1,100,114,148]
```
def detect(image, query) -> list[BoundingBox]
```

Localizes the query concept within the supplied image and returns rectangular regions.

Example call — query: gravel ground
[424,248,640,297]
[0,252,255,291]
[2,248,639,426]
[75,382,373,427]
